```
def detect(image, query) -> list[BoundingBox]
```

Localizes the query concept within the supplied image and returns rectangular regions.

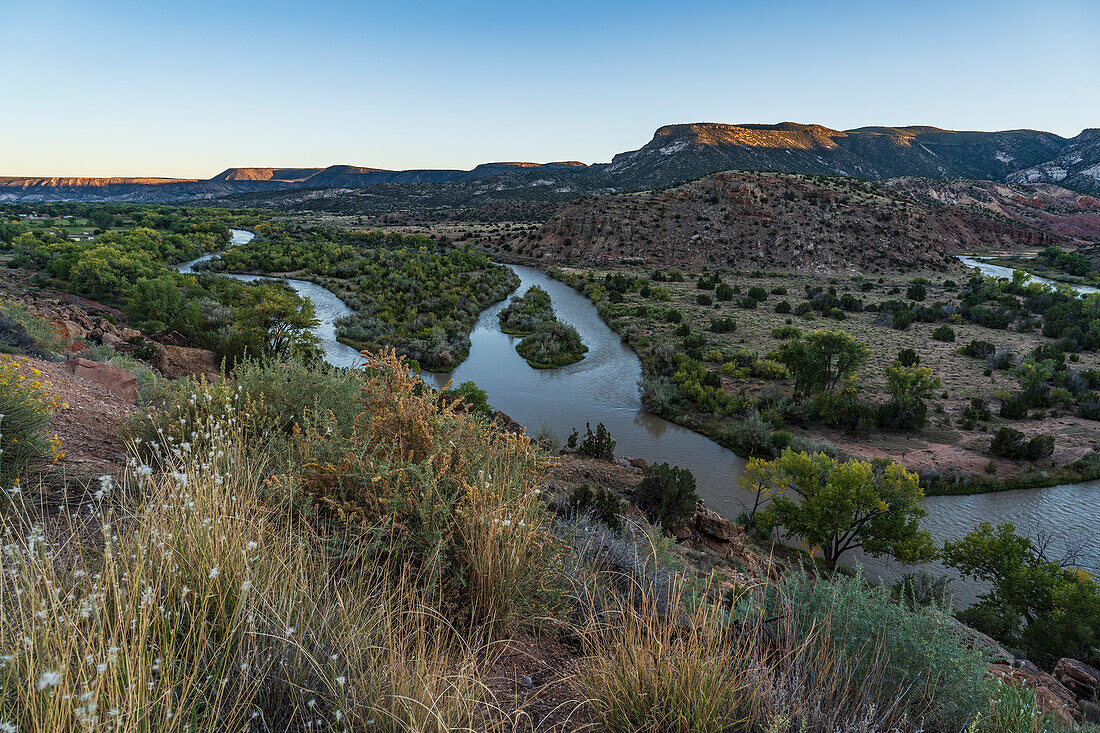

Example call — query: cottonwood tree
[757,449,935,567]
[777,330,868,397]
[944,521,1100,666]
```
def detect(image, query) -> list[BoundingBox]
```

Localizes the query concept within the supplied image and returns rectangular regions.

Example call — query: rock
[942,615,1014,665]
[1084,701,1100,725]
[56,319,88,340]
[64,358,138,404]
[1056,658,1100,705]
[154,344,220,380]
[100,331,123,347]
[519,675,533,689]
[120,327,142,341]
[627,456,648,470]
[695,512,743,543]
[989,664,1082,727]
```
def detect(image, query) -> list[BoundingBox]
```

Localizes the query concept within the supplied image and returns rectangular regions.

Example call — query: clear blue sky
[2,0,1097,178]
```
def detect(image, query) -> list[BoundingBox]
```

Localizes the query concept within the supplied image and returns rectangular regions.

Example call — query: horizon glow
[1,0,1097,178]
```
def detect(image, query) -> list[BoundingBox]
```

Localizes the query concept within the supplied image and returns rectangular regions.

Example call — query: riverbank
[540,263,1100,496]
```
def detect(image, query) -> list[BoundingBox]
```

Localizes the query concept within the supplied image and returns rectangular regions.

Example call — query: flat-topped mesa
[210,168,324,182]
[650,122,849,150]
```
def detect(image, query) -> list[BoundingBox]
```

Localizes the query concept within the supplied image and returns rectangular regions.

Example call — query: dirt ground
[16,356,134,483]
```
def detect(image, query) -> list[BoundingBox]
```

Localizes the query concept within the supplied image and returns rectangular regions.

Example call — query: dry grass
[0,379,508,732]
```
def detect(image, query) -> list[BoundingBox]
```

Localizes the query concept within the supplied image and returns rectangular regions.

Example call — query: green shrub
[932,324,956,342]
[771,325,801,340]
[708,317,735,333]
[0,354,66,484]
[775,299,792,314]
[577,422,616,459]
[959,339,997,358]
[897,347,919,366]
[443,380,492,417]
[737,571,994,730]
[634,462,698,529]
[999,395,1030,420]
[991,427,1055,459]
[566,483,623,530]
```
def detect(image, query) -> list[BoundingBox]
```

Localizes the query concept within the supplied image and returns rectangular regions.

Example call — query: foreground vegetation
[549,264,1100,494]
[0,347,1089,731]
[498,285,587,368]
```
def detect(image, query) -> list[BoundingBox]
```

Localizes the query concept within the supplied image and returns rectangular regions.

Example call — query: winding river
[185,233,1100,604]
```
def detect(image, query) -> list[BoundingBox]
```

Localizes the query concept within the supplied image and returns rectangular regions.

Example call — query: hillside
[519,171,1064,274]
[885,178,1100,243]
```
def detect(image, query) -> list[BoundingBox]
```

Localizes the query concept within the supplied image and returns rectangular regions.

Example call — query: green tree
[777,329,869,397]
[229,283,320,358]
[635,462,698,530]
[882,363,940,431]
[125,274,185,327]
[943,522,1100,666]
[757,450,935,566]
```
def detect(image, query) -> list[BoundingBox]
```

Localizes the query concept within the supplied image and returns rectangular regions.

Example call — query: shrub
[963,338,998,358]
[747,285,767,301]
[1000,395,1030,420]
[696,293,712,306]
[0,352,533,732]
[566,483,623,530]
[443,380,492,416]
[737,571,1003,730]
[0,354,66,484]
[634,462,698,529]
[907,282,927,301]
[932,324,956,342]
[715,283,734,301]
[577,421,616,459]
[665,309,682,324]
[292,350,554,623]
[897,347,919,366]
[775,299,792,314]
[991,427,1055,460]
[736,408,772,455]
[708,317,735,333]
[771,325,801,340]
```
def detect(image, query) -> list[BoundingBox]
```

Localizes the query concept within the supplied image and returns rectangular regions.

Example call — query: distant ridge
[2,122,1098,202]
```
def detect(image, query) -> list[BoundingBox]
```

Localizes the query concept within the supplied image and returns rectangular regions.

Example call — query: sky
[1,0,1097,178]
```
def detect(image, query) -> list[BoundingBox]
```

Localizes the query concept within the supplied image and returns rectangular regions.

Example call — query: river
[185,233,1099,605]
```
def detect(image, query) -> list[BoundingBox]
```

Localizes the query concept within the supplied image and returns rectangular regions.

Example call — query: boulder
[695,512,743,543]
[55,319,88,340]
[154,344,220,380]
[1056,658,1100,705]
[120,327,142,341]
[989,664,1082,727]
[100,331,123,347]
[627,456,648,470]
[942,615,1015,665]
[64,358,137,404]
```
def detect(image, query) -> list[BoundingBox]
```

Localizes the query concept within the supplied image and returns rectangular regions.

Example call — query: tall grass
[0,376,504,732]
[576,568,1078,733]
